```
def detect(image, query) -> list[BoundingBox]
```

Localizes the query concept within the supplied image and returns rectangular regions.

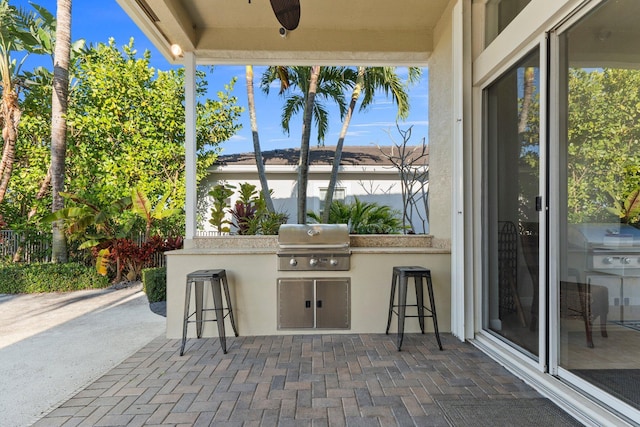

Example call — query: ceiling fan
[248,0,301,32]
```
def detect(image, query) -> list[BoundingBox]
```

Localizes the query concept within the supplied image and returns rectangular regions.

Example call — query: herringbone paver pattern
[34,334,575,426]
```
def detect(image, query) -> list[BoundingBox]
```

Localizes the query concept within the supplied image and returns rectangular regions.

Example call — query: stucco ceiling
[116,0,450,65]
[568,0,640,68]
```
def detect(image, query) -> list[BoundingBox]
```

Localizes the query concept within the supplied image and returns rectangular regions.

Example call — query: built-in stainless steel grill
[277,224,351,271]
[569,223,640,276]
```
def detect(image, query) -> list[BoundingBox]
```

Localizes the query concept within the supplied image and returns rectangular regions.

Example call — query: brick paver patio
[35,333,581,426]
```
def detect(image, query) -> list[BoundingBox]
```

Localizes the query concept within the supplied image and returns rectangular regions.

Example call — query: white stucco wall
[427,6,454,245]
[166,247,451,338]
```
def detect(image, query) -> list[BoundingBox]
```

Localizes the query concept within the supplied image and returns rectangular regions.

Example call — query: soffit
[116,0,450,65]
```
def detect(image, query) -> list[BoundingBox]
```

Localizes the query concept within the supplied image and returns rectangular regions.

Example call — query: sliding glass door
[553,0,640,413]
[483,49,541,359]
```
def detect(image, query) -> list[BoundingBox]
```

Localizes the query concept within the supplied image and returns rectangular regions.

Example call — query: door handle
[317,300,323,308]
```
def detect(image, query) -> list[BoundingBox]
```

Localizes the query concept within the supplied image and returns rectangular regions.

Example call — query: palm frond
[312,102,329,145]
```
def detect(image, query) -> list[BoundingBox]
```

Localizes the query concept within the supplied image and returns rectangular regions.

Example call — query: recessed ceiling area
[116,0,451,65]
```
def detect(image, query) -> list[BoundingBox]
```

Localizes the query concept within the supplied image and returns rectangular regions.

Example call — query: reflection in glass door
[556,0,640,412]
[484,50,540,357]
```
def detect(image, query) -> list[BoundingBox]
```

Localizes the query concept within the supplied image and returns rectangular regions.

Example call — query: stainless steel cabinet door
[277,278,350,329]
[278,278,314,328]
[316,279,350,329]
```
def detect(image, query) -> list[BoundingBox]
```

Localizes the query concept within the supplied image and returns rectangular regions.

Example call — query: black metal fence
[0,230,166,268]
[0,230,52,263]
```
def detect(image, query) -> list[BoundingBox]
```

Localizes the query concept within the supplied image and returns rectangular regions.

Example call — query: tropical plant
[45,189,182,280]
[131,187,182,242]
[213,182,288,235]
[208,183,234,233]
[44,191,132,278]
[322,66,422,223]
[606,187,640,225]
[308,198,404,234]
[229,182,263,234]
[0,0,54,204]
[109,237,157,281]
[255,211,289,235]
[51,0,72,263]
[243,189,288,235]
[45,192,132,248]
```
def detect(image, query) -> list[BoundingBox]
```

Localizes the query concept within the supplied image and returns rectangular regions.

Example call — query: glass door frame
[547,1,640,420]
[478,33,549,374]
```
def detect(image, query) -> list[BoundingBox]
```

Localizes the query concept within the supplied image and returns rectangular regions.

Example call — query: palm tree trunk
[297,65,320,224]
[0,91,20,203]
[246,65,274,212]
[51,0,72,263]
[518,67,535,134]
[322,67,365,223]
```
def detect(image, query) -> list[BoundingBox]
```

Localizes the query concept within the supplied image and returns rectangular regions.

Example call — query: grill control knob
[309,258,319,267]
[330,258,339,266]
[289,258,298,267]
[621,257,631,265]
[603,257,614,265]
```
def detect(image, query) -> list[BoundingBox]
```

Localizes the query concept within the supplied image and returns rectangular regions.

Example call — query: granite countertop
[169,234,450,255]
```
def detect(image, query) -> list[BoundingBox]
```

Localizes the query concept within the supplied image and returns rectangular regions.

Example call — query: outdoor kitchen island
[164,232,451,339]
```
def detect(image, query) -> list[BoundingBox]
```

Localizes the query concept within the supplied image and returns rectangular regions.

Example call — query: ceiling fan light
[170,43,183,57]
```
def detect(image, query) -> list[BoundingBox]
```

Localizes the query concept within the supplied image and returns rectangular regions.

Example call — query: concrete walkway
[0,284,165,427]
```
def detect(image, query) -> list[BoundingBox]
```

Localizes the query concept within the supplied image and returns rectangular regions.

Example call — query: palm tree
[321,66,422,223]
[296,65,320,224]
[245,65,274,212]
[51,0,72,263]
[261,66,352,223]
[0,1,53,204]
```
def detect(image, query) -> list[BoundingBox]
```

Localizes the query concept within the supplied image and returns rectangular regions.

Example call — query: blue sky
[13,1,429,155]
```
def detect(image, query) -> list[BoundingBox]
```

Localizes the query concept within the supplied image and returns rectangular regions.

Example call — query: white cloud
[351,121,398,128]
[404,120,429,126]
[345,130,372,137]
[229,134,249,141]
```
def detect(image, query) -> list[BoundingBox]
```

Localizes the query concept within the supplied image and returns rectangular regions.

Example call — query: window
[485,0,532,46]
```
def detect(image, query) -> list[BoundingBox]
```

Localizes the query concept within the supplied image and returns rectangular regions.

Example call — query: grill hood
[277,224,349,248]
[569,223,640,248]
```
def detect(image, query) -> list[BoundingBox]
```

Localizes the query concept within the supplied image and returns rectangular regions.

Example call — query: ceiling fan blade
[270,0,301,31]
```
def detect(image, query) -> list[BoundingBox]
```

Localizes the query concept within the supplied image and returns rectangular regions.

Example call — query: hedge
[0,262,111,294]
[142,267,166,303]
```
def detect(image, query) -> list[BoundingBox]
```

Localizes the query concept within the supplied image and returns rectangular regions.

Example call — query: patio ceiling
[116,0,450,65]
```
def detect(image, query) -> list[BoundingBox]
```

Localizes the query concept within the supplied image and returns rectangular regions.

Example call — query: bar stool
[180,269,238,355]
[386,266,443,351]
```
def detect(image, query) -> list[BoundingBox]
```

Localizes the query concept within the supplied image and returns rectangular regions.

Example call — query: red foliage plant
[91,235,184,282]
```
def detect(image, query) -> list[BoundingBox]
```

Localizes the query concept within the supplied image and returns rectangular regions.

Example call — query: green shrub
[142,267,166,303]
[308,198,405,234]
[0,262,111,294]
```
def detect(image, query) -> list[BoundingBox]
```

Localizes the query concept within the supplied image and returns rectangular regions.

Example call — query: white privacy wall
[199,164,429,234]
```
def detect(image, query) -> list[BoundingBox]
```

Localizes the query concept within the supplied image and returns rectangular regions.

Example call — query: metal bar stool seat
[180,269,238,355]
[385,266,443,351]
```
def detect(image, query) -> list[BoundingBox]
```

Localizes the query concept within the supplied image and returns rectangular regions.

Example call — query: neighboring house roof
[215,145,429,167]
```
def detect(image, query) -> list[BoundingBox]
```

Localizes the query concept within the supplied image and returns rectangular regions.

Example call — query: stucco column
[184,51,197,244]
